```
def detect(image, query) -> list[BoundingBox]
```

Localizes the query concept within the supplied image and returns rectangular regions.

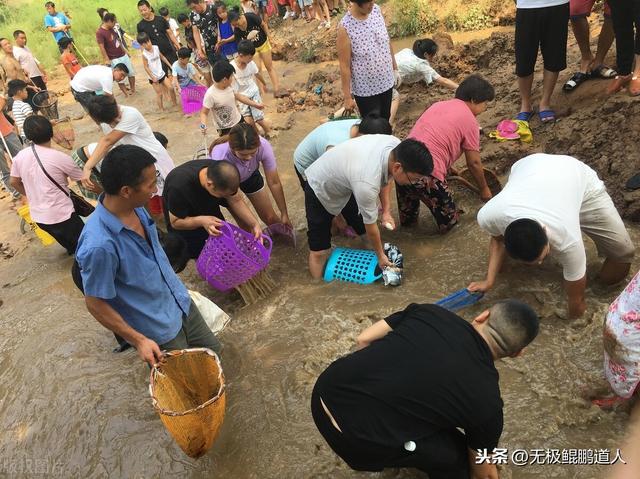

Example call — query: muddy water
[0,46,637,479]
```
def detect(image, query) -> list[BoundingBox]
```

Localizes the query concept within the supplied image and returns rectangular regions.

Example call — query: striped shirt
[11,99,32,138]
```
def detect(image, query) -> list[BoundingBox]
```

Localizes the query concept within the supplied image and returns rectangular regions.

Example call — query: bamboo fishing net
[51,117,75,150]
[149,348,226,458]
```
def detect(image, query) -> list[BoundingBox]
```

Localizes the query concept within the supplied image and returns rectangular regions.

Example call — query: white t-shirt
[202,84,241,130]
[13,46,42,78]
[395,48,440,86]
[168,17,180,43]
[305,134,400,224]
[231,59,259,95]
[516,0,568,8]
[70,65,114,94]
[100,106,176,195]
[477,153,605,282]
[143,45,165,80]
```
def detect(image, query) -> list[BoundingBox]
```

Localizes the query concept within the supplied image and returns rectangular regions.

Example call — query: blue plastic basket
[323,248,382,284]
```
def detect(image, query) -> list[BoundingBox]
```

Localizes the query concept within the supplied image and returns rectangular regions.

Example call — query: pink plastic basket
[181,85,207,115]
[196,222,273,292]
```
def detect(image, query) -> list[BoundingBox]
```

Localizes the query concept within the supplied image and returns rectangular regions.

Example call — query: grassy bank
[0,0,239,69]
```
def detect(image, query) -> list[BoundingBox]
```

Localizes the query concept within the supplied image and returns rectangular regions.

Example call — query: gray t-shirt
[305,134,400,224]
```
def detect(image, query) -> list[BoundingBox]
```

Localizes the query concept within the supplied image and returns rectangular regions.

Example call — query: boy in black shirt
[163,159,262,258]
[312,300,539,479]
[136,0,180,75]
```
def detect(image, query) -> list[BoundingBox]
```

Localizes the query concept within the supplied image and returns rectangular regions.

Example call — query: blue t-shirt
[219,20,237,58]
[293,118,360,178]
[76,198,191,345]
[171,60,197,88]
[44,12,71,42]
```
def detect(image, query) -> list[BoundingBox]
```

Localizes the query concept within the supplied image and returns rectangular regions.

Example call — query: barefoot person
[563,0,617,92]
[394,75,495,234]
[303,135,432,278]
[311,300,539,478]
[515,0,569,123]
[210,123,290,229]
[162,159,262,258]
[469,153,635,319]
[76,145,221,365]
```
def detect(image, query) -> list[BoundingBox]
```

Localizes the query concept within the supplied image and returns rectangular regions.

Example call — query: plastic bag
[188,290,230,335]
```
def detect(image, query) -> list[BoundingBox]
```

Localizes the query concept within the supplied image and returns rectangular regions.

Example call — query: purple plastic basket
[181,85,207,115]
[196,222,272,292]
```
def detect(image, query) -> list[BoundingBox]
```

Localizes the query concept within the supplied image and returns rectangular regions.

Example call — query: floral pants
[396,176,459,233]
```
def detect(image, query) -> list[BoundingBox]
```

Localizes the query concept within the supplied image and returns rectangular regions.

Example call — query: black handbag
[31,144,95,217]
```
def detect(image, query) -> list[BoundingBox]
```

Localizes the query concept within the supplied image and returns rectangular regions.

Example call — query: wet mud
[0,19,639,479]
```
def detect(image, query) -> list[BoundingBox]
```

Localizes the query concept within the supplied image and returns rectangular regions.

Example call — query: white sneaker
[283,11,291,19]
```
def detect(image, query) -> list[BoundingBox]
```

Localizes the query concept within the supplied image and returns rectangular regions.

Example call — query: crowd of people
[1,0,640,477]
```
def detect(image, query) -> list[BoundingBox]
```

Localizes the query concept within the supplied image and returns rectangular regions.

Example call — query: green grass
[0,0,239,69]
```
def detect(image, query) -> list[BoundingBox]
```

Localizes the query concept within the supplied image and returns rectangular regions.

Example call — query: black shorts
[161,49,178,76]
[304,182,365,252]
[515,2,569,77]
[239,168,265,195]
[218,116,245,136]
[148,73,167,85]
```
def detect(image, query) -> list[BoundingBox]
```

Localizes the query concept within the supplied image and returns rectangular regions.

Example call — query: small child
[177,13,213,86]
[200,60,264,136]
[172,47,206,94]
[7,80,33,141]
[138,32,178,111]
[232,40,270,136]
[58,37,81,79]
[159,6,181,46]
[216,3,238,60]
[391,38,459,125]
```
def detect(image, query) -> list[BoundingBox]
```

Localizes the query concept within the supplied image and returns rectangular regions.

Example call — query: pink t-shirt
[408,99,480,182]
[209,137,276,182]
[10,145,83,224]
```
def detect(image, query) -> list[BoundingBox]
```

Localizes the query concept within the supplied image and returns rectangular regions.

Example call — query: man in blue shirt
[76,144,220,365]
[44,2,72,45]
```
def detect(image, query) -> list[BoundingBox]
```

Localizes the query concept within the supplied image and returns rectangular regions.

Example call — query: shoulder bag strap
[31,143,71,198]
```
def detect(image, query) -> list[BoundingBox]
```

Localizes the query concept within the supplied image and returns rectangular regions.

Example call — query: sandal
[591,64,617,79]
[538,109,556,123]
[515,110,534,122]
[563,71,589,92]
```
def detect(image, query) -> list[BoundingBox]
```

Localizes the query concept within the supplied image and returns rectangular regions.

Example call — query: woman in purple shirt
[209,122,290,228]
[337,0,398,120]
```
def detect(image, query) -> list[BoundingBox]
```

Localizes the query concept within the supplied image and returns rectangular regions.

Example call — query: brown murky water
[0,31,637,479]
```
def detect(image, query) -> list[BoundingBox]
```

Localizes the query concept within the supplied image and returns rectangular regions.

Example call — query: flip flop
[515,111,534,122]
[435,288,484,312]
[591,65,617,79]
[625,173,640,190]
[563,71,590,92]
[538,110,556,123]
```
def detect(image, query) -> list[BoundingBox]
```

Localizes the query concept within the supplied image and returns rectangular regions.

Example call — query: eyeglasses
[404,170,423,186]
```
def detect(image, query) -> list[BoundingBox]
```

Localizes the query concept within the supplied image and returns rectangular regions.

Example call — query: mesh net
[150,348,226,459]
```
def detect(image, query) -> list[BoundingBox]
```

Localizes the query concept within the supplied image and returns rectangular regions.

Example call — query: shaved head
[485,300,539,357]
[206,160,240,195]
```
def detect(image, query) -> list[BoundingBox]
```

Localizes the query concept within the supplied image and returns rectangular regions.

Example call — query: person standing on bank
[96,13,136,96]
[312,300,539,479]
[44,1,72,48]
[514,0,569,123]
[136,0,180,80]
[337,0,399,120]
[9,116,88,255]
[187,0,223,69]
[76,145,221,365]
[468,153,635,319]
[12,30,48,92]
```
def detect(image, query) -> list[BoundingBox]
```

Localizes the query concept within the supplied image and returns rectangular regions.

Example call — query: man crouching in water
[311,299,540,478]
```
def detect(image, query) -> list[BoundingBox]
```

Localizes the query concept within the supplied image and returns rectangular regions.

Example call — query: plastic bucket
[181,85,207,115]
[323,248,382,284]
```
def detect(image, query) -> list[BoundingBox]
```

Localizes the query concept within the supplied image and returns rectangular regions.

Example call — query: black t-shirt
[233,13,267,48]
[190,5,219,50]
[163,159,228,229]
[315,303,504,451]
[137,15,174,55]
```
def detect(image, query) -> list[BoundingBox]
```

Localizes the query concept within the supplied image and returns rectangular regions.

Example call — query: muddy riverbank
[0,17,638,479]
